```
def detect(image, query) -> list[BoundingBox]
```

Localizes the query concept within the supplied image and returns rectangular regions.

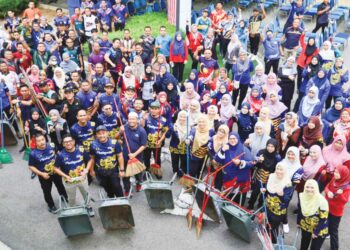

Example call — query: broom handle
[16,103,29,148]
[186,110,189,174]
[0,82,4,148]
[208,152,245,178]
[154,115,161,163]
[113,97,132,154]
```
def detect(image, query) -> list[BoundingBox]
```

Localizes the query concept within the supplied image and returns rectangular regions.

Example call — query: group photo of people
[0,0,350,249]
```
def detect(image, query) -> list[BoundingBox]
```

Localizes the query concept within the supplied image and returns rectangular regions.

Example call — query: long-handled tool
[149,116,163,178]
[0,81,13,164]
[16,103,31,161]
[113,98,145,177]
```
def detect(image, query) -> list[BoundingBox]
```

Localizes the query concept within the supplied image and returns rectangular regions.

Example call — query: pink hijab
[264,73,281,102]
[263,91,287,119]
[323,135,350,172]
[302,145,325,180]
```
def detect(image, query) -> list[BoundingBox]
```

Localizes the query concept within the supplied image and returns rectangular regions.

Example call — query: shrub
[0,0,38,18]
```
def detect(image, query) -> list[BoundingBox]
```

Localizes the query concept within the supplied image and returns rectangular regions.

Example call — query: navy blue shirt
[284,26,303,49]
[97,112,120,138]
[263,38,281,60]
[55,146,90,177]
[122,124,147,161]
[317,3,331,24]
[90,138,122,172]
[98,93,122,113]
[28,143,56,174]
[70,121,96,151]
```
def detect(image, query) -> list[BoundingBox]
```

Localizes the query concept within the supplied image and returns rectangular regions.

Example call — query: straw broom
[113,98,145,176]
[149,116,163,178]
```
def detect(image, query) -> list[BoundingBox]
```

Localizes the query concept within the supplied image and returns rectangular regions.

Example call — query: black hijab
[307,56,321,79]
[257,138,279,172]
[305,38,317,57]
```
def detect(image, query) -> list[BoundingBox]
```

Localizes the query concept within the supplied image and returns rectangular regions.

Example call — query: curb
[0,241,11,250]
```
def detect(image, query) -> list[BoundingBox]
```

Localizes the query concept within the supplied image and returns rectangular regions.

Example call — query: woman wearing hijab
[210,68,233,94]
[199,90,211,113]
[248,139,281,210]
[250,65,267,89]
[214,131,254,205]
[297,179,329,250]
[152,54,170,75]
[169,110,188,177]
[263,91,288,132]
[219,94,236,128]
[131,55,145,83]
[141,63,156,110]
[278,56,298,110]
[232,50,254,108]
[236,102,257,142]
[207,105,222,132]
[118,66,140,96]
[208,124,229,189]
[281,146,304,233]
[322,97,344,141]
[331,108,350,143]
[186,114,211,178]
[299,116,324,162]
[157,92,173,126]
[53,67,66,99]
[224,34,241,77]
[325,165,350,250]
[179,82,200,110]
[262,163,292,243]
[327,57,349,109]
[319,40,336,69]
[294,56,321,112]
[305,68,331,107]
[298,86,322,126]
[321,135,350,191]
[212,83,229,105]
[258,107,275,138]
[47,109,69,151]
[27,65,40,85]
[277,112,301,157]
[262,73,282,103]
[296,33,319,92]
[245,122,271,158]
[170,31,188,83]
[154,64,178,94]
[188,99,201,128]
[245,86,263,114]
[297,145,326,194]
[185,69,204,95]
[27,108,47,150]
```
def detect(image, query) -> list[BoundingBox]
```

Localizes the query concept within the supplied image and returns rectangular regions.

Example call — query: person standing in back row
[312,0,331,35]
[248,5,266,55]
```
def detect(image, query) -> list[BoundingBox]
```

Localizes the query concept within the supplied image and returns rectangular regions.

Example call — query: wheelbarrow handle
[58,195,68,210]
[169,173,177,185]
[145,171,153,182]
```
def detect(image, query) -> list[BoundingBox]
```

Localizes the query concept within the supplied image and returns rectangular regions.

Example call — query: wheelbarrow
[142,172,177,209]
[272,227,300,250]
[192,182,222,223]
[57,194,93,237]
[98,188,135,230]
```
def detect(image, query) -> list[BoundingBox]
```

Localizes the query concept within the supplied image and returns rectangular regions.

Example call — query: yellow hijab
[192,114,210,153]
[299,179,329,217]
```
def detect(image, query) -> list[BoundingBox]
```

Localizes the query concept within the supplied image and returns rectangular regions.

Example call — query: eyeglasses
[63,140,73,144]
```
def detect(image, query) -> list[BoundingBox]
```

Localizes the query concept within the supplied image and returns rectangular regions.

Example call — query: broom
[0,81,13,164]
[178,110,195,187]
[113,98,145,176]
[149,116,163,178]
[16,103,31,161]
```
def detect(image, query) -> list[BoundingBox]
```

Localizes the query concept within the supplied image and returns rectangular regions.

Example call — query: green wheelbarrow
[142,172,177,209]
[57,195,93,237]
[98,188,135,230]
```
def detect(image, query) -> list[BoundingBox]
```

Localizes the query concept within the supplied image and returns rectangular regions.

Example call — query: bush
[0,0,38,18]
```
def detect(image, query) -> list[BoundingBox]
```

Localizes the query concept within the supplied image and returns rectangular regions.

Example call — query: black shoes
[31,173,37,179]
[19,146,26,153]
[48,205,58,214]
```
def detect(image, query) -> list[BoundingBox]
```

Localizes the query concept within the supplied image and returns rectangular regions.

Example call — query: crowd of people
[0,0,350,249]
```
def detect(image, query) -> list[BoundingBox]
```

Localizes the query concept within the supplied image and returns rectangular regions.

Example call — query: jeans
[38,174,67,208]
[300,229,326,250]
[329,213,342,250]
[97,171,123,198]
[63,177,89,207]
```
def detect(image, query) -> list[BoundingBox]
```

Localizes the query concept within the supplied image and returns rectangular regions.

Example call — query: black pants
[326,95,339,110]
[144,147,161,171]
[329,213,342,250]
[173,62,185,83]
[248,181,264,209]
[214,170,223,190]
[97,172,123,198]
[293,91,305,113]
[249,34,260,55]
[38,174,67,208]
[232,84,249,108]
[267,213,284,244]
[221,37,231,57]
[264,58,279,75]
[225,62,234,79]
[189,50,198,70]
[312,22,328,35]
[114,22,125,31]
[170,153,186,177]
[297,66,304,91]
[122,161,143,192]
[300,229,326,250]
[280,80,295,111]
[189,158,205,178]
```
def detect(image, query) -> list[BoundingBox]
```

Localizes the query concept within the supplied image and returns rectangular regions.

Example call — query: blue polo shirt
[55,146,90,177]
[284,26,303,49]
[28,143,56,174]
[263,38,281,60]
[90,138,122,173]
[76,90,97,110]
[122,124,147,161]
[155,35,172,57]
[70,121,96,151]
[317,3,331,24]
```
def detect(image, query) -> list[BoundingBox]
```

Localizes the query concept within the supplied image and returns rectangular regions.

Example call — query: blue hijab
[237,102,252,128]
[324,97,344,122]
[172,31,185,57]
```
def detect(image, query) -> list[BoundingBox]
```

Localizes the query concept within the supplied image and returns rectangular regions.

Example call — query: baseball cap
[96,125,107,132]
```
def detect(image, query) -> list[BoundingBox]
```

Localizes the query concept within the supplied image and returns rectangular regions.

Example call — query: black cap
[96,125,107,132]
[64,87,74,93]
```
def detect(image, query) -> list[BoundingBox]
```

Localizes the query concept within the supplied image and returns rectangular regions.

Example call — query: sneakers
[31,173,37,179]
[19,145,26,153]
[136,184,142,192]
[48,205,58,214]
[87,206,95,217]
[283,223,290,234]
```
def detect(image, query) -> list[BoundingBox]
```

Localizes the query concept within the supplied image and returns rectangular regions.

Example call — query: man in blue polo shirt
[281,18,303,61]
[53,8,70,28]
[283,0,305,33]
[155,26,172,62]
[29,134,68,213]
[312,0,331,34]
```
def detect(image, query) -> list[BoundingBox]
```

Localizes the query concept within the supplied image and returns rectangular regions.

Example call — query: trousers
[39,174,67,208]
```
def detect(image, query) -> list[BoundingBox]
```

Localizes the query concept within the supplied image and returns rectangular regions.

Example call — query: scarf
[319,41,335,61]
[165,82,178,103]
[307,59,321,79]
[264,73,282,102]
[301,86,320,118]
[175,110,188,143]
[302,116,322,146]
[238,102,253,127]
[259,138,279,171]
[189,99,201,127]
[258,108,272,136]
[207,105,220,129]
[219,94,236,123]
[192,114,210,153]
[324,97,344,123]
[213,125,229,152]
[305,38,317,56]
[323,135,350,172]
[122,66,136,88]
[28,65,40,83]
[267,163,291,194]
[172,31,185,57]
[281,57,297,76]
[131,59,145,82]
[329,165,350,190]
[247,86,263,112]
[249,122,271,157]
[237,57,250,74]
[300,179,329,217]
[302,145,325,180]
[47,109,66,144]
[264,91,287,119]
[53,67,66,89]
[281,146,302,179]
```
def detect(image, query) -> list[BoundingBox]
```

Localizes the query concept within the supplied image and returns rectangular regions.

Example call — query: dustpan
[142,172,177,209]
[98,189,135,230]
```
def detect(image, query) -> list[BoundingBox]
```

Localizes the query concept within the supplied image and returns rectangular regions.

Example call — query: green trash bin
[57,196,93,237]
[98,189,135,230]
[193,182,221,223]
[142,172,177,209]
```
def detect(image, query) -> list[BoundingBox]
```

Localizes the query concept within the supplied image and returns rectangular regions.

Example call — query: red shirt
[186,32,203,52]
[325,184,350,216]
[13,51,32,71]
[169,43,188,63]
[210,9,227,28]
[297,33,319,68]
